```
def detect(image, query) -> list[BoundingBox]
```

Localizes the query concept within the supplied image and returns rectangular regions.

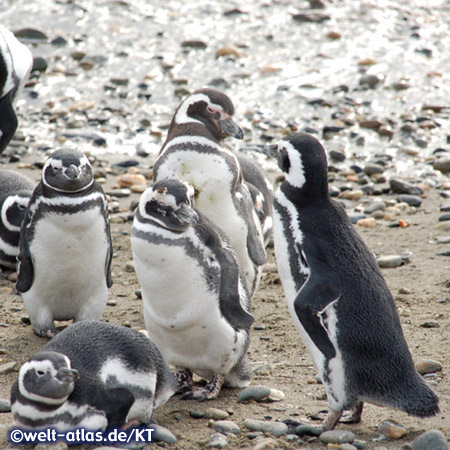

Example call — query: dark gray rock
[396,194,422,207]
[411,430,448,450]
[292,12,330,23]
[389,178,424,195]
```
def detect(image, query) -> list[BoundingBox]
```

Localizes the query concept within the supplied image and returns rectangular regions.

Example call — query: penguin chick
[0,26,33,154]
[0,169,34,269]
[153,88,266,296]
[16,148,113,337]
[266,132,439,430]
[11,321,177,431]
[131,179,254,401]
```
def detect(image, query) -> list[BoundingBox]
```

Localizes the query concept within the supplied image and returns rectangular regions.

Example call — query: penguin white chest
[132,235,241,374]
[26,208,109,318]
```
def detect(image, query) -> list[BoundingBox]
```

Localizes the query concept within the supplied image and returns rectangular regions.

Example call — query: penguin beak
[175,204,199,226]
[262,143,279,158]
[56,367,79,383]
[218,116,244,140]
[64,164,80,180]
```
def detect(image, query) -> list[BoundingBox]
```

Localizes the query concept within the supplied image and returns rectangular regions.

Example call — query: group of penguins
[0,25,440,435]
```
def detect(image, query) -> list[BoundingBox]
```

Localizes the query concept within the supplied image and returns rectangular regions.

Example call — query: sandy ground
[0,155,449,450]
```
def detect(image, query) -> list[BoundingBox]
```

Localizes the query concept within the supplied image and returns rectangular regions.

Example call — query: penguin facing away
[131,179,254,401]
[265,133,439,430]
[16,148,113,337]
[0,26,33,154]
[0,169,34,269]
[11,320,177,431]
[153,88,266,296]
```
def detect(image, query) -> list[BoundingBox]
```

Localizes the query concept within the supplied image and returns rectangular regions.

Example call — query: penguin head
[17,351,79,405]
[0,190,31,232]
[265,133,329,197]
[138,179,199,232]
[42,149,94,194]
[172,88,244,141]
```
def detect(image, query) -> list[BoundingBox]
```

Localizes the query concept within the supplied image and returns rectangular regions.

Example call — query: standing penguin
[131,179,254,400]
[11,320,177,431]
[0,169,34,269]
[153,88,266,296]
[266,133,439,430]
[16,149,113,337]
[0,26,33,154]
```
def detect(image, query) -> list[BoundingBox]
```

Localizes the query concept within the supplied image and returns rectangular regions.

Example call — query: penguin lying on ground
[16,148,113,337]
[11,320,177,430]
[0,26,33,154]
[0,169,34,269]
[131,179,254,401]
[153,88,266,296]
[265,132,439,430]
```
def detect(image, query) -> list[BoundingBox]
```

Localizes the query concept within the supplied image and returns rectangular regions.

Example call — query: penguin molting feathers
[153,88,266,296]
[131,179,254,401]
[266,132,439,430]
[11,321,176,431]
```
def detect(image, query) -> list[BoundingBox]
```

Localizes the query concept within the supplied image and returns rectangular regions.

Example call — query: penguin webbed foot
[180,373,225,401]
[35,327,58,338]
[322,408,342,431]
[175,367,194,394]
[339,401,363,424]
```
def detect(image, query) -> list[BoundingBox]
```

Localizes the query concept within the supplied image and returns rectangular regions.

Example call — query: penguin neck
[164,121,222,147]
[281,179,331,207]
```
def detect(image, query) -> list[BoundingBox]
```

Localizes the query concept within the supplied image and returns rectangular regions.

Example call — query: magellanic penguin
[265,133,439,430]
[0,26,33,154]
[0,169,34,269]
[153,88,266,296]
[131,179,254,401]
[11,320,177,431]
[16,149,113,337]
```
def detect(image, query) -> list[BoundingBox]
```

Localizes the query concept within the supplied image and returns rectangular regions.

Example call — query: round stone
[213,420,240,435]
[205,408,230,420]
[243,419,288,436]
[319,429,355,444]
[411,430,448,450]
[237,385,271,403]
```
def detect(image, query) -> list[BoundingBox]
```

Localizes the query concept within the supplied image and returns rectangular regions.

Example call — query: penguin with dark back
[0,26,33,154]
[16,148,113,337]
[265,132,439,430]
[11,321,176,431]
[153,88,267,296]
[0,169,34,269]
[131,179,254,400]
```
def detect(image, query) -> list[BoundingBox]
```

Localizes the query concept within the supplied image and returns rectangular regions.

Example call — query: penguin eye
[36,370,45,377]
[206,106,217,115]
[51,166,61,172]
[18,204,26,210]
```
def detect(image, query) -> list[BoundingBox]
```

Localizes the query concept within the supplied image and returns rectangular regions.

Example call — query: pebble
[243,419,288,437]
[117,173,147,188]
[348,213,366,224]
[207,432,228,448]
[295,424,323,436]
[338,189,364,200]
[205,408,230,420]
[213,420,240,435]
[0,398,11,412]
[252,437,280,450]
[237,385,271,403]
[190,409,205,419]
[340,444,358,450]
[0,362,17,374]
[363,163,384,175]
[292,12,330,23]
[215,45,247,58]
[415,359,442,375]
[395,195,422,207]
[433,157,450,173]
[389,178,424,195]
[377,420,407,439]
[319,430,355,444]
[420,320,440,328]
[438,213,450,222]
[356,217,376,228]
[152,424,177,444]
[364,201,386,214]
[377,255,404,268]
[411,430,448,450]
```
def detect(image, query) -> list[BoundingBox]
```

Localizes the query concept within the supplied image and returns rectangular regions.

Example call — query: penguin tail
[402,378,440,418]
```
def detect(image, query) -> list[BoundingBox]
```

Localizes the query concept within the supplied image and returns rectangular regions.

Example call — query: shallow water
[1,0,450,178]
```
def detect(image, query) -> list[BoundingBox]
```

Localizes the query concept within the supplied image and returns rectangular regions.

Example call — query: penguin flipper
[16,207,34,293]
[100,387,135,429]
[0,92,18,154]
[294,242,340,359]
[217,250,254,330]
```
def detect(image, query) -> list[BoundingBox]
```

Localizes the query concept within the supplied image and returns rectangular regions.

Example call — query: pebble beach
[0,0,450,449]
